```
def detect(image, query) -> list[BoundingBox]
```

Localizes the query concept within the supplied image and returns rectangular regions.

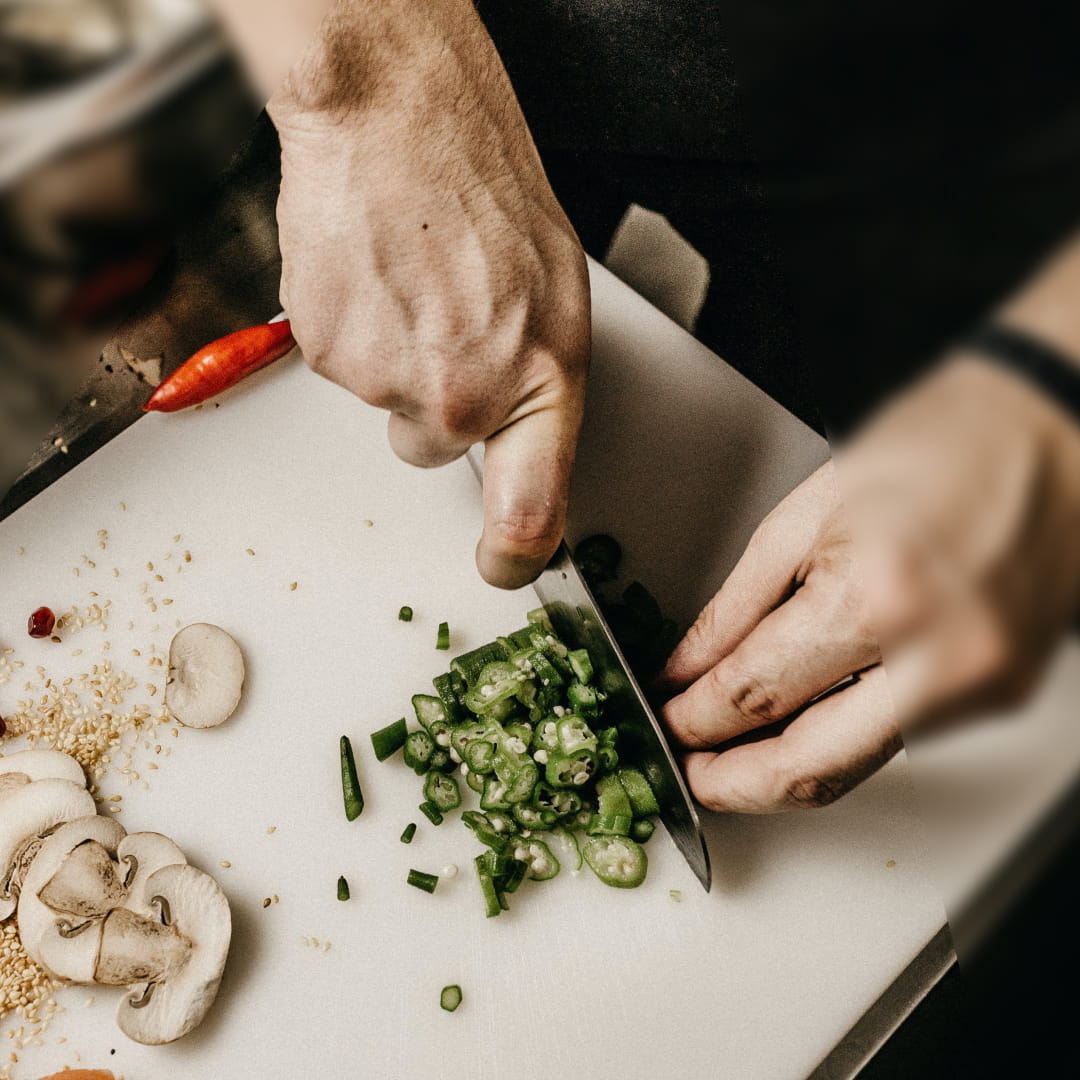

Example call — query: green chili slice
[440,984,463,1012]
[436,621,450,650]
[400,822,417,844]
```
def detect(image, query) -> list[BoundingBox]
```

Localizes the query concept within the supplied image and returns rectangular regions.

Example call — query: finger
[682,664,901,813]
[386,412,471,468]
[658,462,839,694]
[475,388,584,590]
[662,567,881,749]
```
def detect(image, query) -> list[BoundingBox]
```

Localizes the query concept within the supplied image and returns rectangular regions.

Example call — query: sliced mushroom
[115,832,187,915]
[0,777,95,919]
[39,839,126,917]
[115,863,231,1045]
[165,623,245,729]
[0,749,87,787]
[16,816,126,983]
[94,906,191,987]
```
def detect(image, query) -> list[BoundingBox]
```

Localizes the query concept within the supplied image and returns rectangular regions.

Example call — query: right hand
[267,0,590,589]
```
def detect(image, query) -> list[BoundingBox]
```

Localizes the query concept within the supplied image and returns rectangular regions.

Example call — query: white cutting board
[0,262,947,1080]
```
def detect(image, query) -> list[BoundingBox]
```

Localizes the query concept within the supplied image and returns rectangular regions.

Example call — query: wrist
[996,231,1080,371]
[267,0,486,123]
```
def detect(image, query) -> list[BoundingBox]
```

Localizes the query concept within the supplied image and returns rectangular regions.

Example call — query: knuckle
[784,770,847,810]
[489,507,562,554]
[714,660,785,728]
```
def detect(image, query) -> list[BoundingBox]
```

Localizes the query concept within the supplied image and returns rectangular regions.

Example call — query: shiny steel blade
[466,449,711,891]
[532,542,711,891]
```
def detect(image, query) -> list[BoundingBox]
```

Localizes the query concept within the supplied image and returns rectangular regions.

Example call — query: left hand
[657,462,900,813]
[658,351,1080,814]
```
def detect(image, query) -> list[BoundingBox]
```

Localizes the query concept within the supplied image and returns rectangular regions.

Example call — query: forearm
[263,0,507,121]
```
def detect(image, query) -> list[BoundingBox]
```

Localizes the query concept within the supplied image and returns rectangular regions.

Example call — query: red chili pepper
[28,607,56,638]
[142,320,296,413]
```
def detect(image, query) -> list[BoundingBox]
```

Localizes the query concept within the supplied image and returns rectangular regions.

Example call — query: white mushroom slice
[0,778,96,919]
[94,906,191,987]
[115,863,231,1045]
[166,623,245,728]
[116,833,187,915]
[0,749,87,787]
[38,917,106,985]
[0,773,29,794]
[39,839,126,917]
[16,816,126,982]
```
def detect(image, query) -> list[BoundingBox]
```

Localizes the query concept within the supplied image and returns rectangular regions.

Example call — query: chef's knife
[466,449,711,892]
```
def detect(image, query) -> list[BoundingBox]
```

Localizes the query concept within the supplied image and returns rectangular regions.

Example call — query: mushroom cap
[166,623,245,729]
[0,749,87,787]
[115,863,231,1045]
[116,832,187,916]
[0,778,95,919]
[16,815,126,982]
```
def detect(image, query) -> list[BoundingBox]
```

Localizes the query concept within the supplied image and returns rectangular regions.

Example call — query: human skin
[659,233,1080,813]
[207,0,1080,812]
[263,0,590,590]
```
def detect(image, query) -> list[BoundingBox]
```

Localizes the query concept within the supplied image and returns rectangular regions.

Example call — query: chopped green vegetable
[398,605,414,622]
[436,621,450,650]
[424,771,461,812]
[669,889,683,902]
[440,984,463,1012]
[403,729,435,774]
[407,868,439,893]
[370,717,408,761]
[339,735,364,821]
[381,606,665,914]
[400,822,417,844]
[337,875,350,901]
[583,835,648,888]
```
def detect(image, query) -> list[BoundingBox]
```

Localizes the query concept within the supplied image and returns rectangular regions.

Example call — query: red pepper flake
[28,606,56,638]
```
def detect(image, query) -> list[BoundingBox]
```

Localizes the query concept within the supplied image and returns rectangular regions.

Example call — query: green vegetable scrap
[399,605,414,622]
[339,735,364,821]
[440,985,463,1012]
[381,605,663,916]
[337,875,351,901]
[407,868,439,894]
[370,717,408,761]
[436,621,450,650]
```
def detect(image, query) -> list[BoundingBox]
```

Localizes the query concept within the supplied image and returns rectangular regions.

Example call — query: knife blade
[466,449,711,891]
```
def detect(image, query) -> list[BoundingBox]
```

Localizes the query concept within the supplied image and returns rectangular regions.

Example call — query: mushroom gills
[16,816,127,980]
[94,907,191,987]
[0,778,96,919]
[39,838,125,917]
[115,863,231,1045]
[115,832,187,914]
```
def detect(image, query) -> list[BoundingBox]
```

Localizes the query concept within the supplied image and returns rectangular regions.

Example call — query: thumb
[475,391,583,590]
